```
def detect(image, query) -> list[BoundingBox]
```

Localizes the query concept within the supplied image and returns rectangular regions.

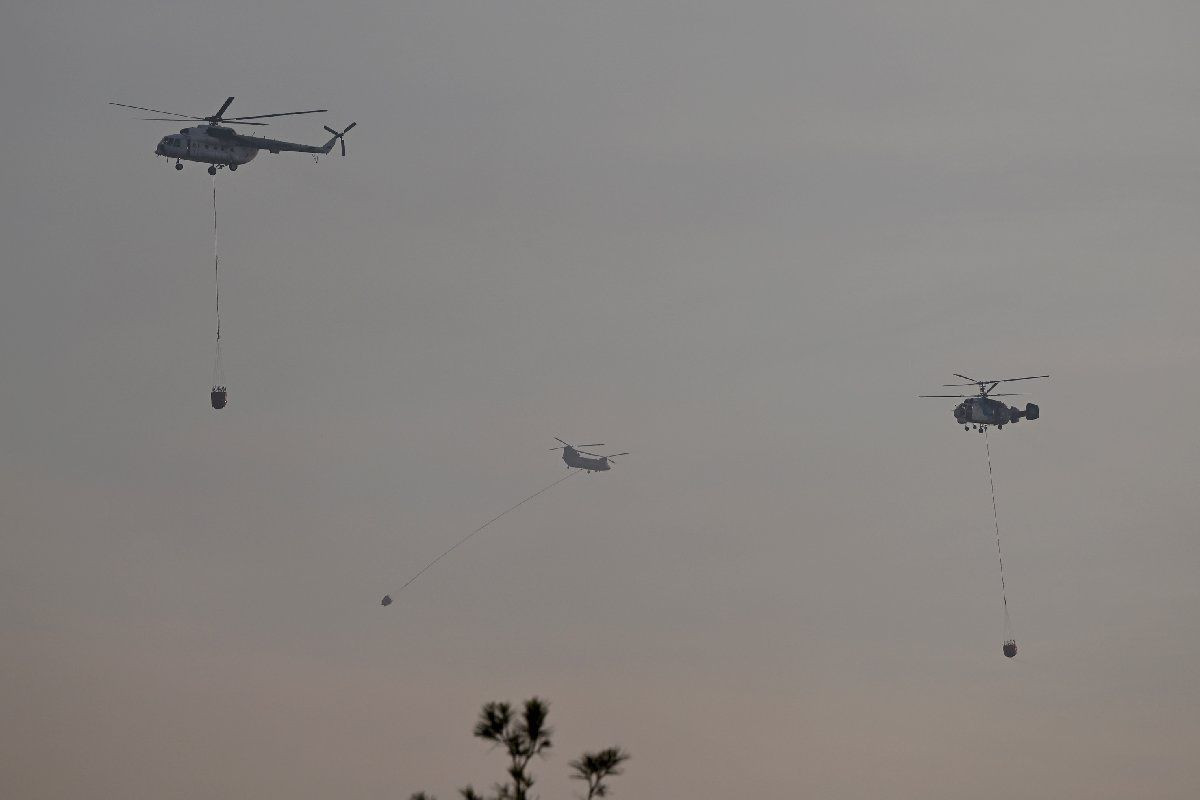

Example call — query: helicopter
[550,438,629,472]
[109,97,355,174]
[921,373,1048,432]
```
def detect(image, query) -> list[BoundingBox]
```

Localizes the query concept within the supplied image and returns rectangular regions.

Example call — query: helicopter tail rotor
[323,122,356,156]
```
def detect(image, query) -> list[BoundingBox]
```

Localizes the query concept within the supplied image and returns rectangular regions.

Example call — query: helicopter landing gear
[964,425,970,431]
[208,165,217,176]
[229,164,237,171]
[175,161,183,170]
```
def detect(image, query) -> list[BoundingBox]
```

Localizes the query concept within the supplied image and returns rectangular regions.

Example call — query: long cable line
[983,428,1015,645]
[382,470,581,604]
[210,175,227,408]
[211,177,225,391]
[213,174,221,348]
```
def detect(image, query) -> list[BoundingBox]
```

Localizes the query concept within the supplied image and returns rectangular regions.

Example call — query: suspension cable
[210,174,226,392]
[983,428,1013,637]
[213,174,221,346]
[383,470,581,603]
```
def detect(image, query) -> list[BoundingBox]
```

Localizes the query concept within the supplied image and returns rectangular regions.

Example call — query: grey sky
[2,2,1199,797]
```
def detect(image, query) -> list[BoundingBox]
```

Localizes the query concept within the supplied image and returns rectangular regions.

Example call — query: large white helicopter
[110,96,355,174]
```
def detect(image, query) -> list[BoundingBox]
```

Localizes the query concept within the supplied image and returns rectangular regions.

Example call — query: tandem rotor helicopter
[109,96,355,174]
[551,438,629,472]
[921,373,1049,432]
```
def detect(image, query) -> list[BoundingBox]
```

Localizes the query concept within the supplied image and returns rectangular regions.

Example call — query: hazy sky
[3,2,1199,798]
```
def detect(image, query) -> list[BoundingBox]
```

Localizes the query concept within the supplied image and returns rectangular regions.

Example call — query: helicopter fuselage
[953,396,1039,428]
[561,447,611,472]
[156,126,259,167]
[154,125,340,170]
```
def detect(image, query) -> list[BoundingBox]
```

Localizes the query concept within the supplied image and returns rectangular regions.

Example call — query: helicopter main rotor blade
[552,438,604,450]
[919,394,970,398]
[141,117,268,125]
[229,108,328,120]
[211,97,236,119]
[953,373,979,384]
[944,374,1049,387]
[606,452,630,458]
[110,101,199,118]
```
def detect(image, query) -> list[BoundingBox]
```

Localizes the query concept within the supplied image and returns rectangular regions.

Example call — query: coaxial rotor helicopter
[921,373,1048,432]
[109,96,355,174]
[550,438,629,472]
